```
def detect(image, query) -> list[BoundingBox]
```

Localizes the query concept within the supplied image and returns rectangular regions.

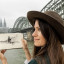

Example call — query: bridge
[41,0,64,19]
[10,0,64,41]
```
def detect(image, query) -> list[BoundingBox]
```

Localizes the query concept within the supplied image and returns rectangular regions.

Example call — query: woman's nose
[32,30,37,37]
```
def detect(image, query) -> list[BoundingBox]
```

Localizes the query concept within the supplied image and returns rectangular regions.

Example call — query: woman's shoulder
[34,53,50,64]
[28,59,38,64]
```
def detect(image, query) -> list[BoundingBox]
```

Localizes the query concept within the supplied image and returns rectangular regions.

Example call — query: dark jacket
[28,53,50,64]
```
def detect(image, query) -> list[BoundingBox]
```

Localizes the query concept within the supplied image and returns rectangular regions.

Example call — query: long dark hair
[32,18,64,64]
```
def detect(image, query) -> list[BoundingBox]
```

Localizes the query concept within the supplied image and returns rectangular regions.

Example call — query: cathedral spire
[0,18,2,27]
[3,18,6,27]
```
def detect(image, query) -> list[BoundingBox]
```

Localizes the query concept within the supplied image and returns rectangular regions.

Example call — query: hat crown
[44,11,64,26]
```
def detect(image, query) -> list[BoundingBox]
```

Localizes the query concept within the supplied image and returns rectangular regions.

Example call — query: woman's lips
[34,39,40,41]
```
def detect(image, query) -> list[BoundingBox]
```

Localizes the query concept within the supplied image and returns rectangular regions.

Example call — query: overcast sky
[0,0,50,28]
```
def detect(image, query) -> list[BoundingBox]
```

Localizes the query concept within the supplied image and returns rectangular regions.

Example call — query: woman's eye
[32,28,41,32]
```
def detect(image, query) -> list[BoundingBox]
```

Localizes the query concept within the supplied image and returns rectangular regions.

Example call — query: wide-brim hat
[27,11,64,44]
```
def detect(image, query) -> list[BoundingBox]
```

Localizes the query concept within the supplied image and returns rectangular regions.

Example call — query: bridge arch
[13,17,32,30]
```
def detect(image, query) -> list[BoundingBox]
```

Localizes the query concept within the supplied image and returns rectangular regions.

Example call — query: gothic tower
[0,18,2,27]
[3,18,6,27]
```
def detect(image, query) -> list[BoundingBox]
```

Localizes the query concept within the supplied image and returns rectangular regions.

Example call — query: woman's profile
[23,11,64,64]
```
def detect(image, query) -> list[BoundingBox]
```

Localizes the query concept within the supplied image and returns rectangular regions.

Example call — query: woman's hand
[21,39,28,50]
[0,50,8,64]
[21,39,31,61]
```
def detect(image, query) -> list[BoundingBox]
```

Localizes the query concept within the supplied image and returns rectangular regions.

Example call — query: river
[0,42,64,64]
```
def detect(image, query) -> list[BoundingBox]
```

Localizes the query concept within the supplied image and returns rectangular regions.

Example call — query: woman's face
[32,20,46,47]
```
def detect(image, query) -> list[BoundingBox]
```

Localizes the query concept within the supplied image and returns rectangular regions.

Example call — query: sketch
[8,36,13,43]
[0,33,23,50]
[0,36,19,44]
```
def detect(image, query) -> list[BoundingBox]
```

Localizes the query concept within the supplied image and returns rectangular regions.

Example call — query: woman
[0,11,64,64]
[22,11,64,64]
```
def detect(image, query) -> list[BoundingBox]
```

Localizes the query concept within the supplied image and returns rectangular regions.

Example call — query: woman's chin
[34,43,40,47]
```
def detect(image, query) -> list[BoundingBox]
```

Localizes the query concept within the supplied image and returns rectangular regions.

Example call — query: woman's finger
[21,39,28,49]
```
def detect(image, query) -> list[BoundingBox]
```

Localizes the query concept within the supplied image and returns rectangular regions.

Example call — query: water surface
[0,42,64,64]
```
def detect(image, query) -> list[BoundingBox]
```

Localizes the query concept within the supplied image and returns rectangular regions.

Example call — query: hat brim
[27,11,64,44]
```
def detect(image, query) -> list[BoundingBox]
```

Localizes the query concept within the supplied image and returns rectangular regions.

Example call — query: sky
[0,0,50,28]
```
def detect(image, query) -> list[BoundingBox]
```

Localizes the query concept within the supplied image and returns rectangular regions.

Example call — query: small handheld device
[0,33,23,50]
